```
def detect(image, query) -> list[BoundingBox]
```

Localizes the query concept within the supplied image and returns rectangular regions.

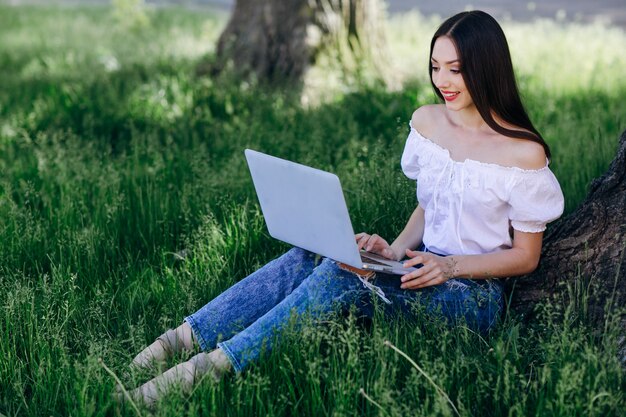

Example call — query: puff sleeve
[507,168,564,233]
[401,128,420,180]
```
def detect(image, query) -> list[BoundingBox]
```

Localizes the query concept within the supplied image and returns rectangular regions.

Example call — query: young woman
[120,10,564,406]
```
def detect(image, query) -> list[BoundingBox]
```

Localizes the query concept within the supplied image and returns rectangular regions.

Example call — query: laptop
[244,149,417,275]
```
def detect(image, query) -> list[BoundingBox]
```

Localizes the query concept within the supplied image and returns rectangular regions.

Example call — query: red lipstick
[441,90,459,102]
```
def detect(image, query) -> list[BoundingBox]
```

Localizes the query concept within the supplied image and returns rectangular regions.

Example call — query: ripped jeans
[185,247,503,373]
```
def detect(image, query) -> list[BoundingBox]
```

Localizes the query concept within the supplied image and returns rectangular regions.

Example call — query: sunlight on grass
[304,11,626,106]
[0,4,225,80]
[384,11,626,94]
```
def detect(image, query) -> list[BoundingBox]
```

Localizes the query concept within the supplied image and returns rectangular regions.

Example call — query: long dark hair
[429,10,551,159]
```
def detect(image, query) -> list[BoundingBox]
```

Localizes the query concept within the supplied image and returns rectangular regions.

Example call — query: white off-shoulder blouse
[401,122,564,256]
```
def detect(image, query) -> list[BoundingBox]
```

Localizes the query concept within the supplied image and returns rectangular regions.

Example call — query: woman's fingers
[401,261,434,284]
[401,264,445,288]
[403,275,447,289]
[400,250,450,289]
[355,233,369,250]
[403,249,425,267]
[356,234,376,251]
[365,234,383,251]
[355,233,390,254]
[401,267,438,289]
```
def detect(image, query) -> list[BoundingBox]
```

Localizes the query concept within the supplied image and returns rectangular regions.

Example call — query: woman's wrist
[388,244,403,261]
[445,255,461,279]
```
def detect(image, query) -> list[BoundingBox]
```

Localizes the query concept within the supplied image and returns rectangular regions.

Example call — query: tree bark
[506,129,626,329]
[201,0,387,84]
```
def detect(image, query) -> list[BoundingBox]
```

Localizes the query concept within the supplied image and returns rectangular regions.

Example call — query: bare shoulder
[411,104,444,137]
[490,118,548,169]
[508,137,548,170]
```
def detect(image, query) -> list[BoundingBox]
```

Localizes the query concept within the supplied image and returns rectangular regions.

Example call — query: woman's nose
[433,71,448,88]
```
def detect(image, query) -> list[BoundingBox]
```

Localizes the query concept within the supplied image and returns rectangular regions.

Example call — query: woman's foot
[130,322,197,371]
[125,349,232,408]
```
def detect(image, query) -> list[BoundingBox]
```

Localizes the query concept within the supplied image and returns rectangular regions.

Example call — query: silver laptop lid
[244,149,363,268]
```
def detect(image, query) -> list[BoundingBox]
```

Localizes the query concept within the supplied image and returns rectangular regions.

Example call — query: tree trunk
[506,129,626,329]
[201,0,387,84]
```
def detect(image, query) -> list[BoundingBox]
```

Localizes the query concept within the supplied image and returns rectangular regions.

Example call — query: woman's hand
[400,249,458,289]
[355,233,398,260]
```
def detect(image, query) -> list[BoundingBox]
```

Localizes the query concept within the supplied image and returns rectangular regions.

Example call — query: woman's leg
[127,257,366,405]
[369,274,505,333]
[185,247,320,351]
[129,247,319,370]
[124,258,503,406]
[217,258,369,372]
[212,264,502,374]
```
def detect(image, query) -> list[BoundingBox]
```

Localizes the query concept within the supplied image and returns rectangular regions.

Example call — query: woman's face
[431,36,474,111]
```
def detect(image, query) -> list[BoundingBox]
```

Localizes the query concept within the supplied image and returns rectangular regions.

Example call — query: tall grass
[0,3,624,416]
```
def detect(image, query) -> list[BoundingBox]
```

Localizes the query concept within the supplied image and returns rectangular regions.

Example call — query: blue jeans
[185,247,503,373]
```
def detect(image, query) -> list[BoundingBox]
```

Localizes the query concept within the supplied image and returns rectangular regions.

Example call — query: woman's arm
[389,205,425,261]
[400,229,543,289]
[356,205,425,261]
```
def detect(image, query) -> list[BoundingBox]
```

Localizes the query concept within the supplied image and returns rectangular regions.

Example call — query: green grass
[0,3,624,416]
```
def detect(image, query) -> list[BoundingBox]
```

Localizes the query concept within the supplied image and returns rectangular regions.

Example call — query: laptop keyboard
[360,254,390,266]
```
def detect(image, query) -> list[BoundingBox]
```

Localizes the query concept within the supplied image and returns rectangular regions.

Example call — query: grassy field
[0,3,624,416]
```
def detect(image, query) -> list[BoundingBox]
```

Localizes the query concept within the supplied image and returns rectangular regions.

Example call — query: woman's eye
[450,69,461,74]
[432,66,440,72]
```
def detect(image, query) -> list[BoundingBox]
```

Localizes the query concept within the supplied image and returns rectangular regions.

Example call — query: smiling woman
[428,11,551,159]
[430,39,467,106]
